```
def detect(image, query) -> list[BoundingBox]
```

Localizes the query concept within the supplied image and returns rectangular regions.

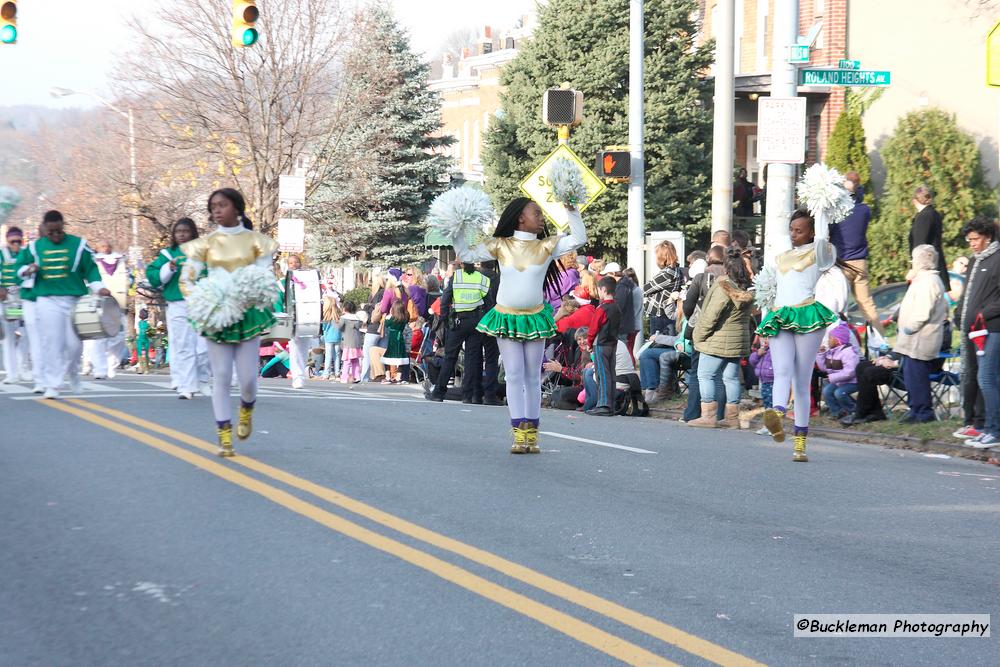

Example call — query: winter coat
[692,277,754,359]
[816,343,860,386]
[894,267,948,361]
[829,187,871,261]
[643,264,684,318]
[909,205,949,285]
[954,241,1000,333]
[557,303,596,334]
[748,347,774,384]
[614,276,637,334]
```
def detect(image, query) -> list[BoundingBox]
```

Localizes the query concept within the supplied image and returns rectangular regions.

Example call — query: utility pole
[763,0,800,264]
[710,0,735,236]
[627,0,646,283]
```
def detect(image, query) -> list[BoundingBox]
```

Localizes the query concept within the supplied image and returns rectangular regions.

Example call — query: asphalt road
[2,376,997,667]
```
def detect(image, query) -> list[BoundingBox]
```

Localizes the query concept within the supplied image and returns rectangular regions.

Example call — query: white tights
[497,338,545,422]
[769,329,825,428]
[205,337,260,425]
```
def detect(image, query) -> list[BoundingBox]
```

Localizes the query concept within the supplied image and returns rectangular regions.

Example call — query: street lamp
[49,87,139,260]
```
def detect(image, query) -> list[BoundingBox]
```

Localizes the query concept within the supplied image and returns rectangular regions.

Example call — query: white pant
[205,337,260,425]
[85,327,126,378]
[1,315,26,380]
[288,336,316,382]
[21,300,42,383]
[36,296,81,391]
[166,301,209,393]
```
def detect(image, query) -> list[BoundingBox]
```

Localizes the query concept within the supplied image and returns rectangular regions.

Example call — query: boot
[763,408,786,443]
[655,384,674,402]
[720,403,741,429]
[643,389,658,404]
[217,424,235,458]
[525,422,540,454]
[687,401,718,428]
[237,405,254,440]
[793,433,808,462]
[510,422,528,454]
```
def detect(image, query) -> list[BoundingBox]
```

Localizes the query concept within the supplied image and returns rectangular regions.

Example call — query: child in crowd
[337,300,366,383]
[585,276,622,416]
[321,297,342,380]
[136,309,151,373]
[381,299,409,384]
[815,322,860,419]
[748,335,774,435]
[409,317,425,368]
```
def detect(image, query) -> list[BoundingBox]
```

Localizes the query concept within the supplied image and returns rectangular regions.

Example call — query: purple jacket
[544,268,580,310]
[816,343,859,385]
[749,348,774,384]
[407,284,427,317]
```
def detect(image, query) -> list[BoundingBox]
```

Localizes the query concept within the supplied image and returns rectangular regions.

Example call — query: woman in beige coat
[895,244,948,423]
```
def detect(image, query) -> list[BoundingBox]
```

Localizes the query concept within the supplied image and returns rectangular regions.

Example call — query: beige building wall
[849,2,1000,188]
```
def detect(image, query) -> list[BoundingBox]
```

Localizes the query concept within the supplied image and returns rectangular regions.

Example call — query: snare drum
[2,296,22,321]
[72,296,123,340]
[288,270,322,338]
[261,312,293,343]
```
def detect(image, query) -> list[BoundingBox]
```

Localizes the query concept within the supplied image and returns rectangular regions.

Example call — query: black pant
[902,356,935,421]
[432,312,483,400]
[854,360,894,418]
[961,344,985,429]
[481,335,500,400]
[593,343,617,410]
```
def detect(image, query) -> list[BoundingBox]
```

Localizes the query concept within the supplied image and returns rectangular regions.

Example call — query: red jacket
[557,303,596,334]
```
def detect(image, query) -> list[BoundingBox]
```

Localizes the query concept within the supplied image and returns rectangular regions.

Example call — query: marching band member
[181,189,278,457]
[16,211,111,399]
[284,254,317,390]
[453,198,586,454]
[147,218,210,399]
[85,240,129,379]
[0,227,28,384]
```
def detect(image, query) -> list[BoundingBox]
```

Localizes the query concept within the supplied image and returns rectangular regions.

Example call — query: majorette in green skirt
[476,303,556,341]
[755,299,837,338]
[202,307,276,344]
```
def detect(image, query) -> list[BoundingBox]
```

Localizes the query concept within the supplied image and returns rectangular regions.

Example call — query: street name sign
[519,144,606,232]
[277,218,305,252]
[756,96,807,164]
[787,44,810,64]
[800,69,890,86]
[838,59,861,70]
[279,175,306,209]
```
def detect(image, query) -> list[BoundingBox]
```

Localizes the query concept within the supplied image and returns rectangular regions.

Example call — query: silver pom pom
[426,187,495,242]
[548,157,589,207]
[186,269,244,334]
[753,265,777,312]
[796,163,855,225]
[230,264,281,311]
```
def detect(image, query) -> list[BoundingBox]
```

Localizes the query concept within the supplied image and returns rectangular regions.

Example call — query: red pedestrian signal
[595,150,630,180]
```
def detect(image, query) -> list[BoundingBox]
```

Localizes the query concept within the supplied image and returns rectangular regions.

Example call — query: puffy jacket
[816,343,859,385]
[748,347,774,384]
[895,267,948,361]
[692,277,753,358]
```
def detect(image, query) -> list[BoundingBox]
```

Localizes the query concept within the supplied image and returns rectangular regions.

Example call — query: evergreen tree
[482,0,714,258]
[308,6,454,268]
[0,186,19,225]
[868,109,996,283]
[825,109,875,209]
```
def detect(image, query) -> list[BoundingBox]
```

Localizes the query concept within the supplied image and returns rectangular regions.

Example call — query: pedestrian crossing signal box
[542,88,583,127]
[594,150,631,182]
[231,0,259,48]
[0,1,17,45]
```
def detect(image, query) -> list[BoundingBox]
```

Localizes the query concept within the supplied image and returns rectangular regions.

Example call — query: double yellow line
[43,398,766,667]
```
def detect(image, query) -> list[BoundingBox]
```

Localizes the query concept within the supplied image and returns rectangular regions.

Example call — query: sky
[0,0,540,109]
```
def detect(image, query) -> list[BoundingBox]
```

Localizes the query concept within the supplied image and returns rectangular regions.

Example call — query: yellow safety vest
[451,270,490,312]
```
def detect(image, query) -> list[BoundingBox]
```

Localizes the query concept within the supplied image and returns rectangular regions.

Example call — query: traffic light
[594,150,631,181]
[231,0,259,48]
[0,1,16,45]
[542,88,583,127]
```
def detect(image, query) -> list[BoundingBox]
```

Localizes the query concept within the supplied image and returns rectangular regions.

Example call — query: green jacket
[693,277,754,359]
[15,235,101,297]
[146,247,186,302]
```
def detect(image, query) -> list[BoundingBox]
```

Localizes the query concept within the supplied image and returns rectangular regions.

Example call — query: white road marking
[80,382,123,392]
[539,431,657,454]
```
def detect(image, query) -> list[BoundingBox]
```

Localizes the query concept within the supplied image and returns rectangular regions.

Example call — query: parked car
[846,282,907,328]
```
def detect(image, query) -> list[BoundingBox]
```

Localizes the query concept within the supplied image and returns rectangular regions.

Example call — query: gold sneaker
[525,424,540,454]
[217,425,235,458]
[793,434,808,462]
[510,423,528,454]
[763,408,786,443]
[237,405,253,441]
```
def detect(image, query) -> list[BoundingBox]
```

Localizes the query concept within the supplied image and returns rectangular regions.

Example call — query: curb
[648,406,999,465]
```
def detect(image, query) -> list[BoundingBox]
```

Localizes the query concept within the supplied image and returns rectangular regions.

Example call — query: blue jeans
[639,346,669,389]
[323,342,341,377]
[822,381,857,416]
[684,351,727,420]
[976,334,1000,436]
[696,353,742,405]
[583,367,597,411]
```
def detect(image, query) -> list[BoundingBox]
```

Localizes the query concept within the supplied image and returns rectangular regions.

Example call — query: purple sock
[240,400,255,410]
[527,418,539,427]
[511,418,523,428]
[773,406,787,415]
[216,420,231,429]
[794,426,809,437]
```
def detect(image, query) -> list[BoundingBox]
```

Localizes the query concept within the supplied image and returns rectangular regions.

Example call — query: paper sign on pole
[279,175,306,209]
[757,96,807,164]
[277,218,305,252]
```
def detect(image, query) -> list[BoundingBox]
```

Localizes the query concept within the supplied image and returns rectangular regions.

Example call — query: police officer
[425,261,490,403]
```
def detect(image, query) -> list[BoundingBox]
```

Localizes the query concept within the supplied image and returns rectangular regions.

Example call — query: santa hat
[573,285,592,305]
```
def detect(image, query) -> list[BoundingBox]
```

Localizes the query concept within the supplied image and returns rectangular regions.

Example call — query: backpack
[615,388,650,417]
[397,287,419,322]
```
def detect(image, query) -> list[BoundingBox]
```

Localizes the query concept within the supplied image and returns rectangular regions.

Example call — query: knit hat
[828,322,851,346]
[387,267,403,281]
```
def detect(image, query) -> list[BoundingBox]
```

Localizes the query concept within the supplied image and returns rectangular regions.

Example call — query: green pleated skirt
[199,307,276,344]
[756,301,838,338]
[476,303,557,341]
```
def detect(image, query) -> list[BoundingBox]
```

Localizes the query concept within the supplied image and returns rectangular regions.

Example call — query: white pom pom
[796,163,855,224]
[548,157,589,207]
[186,269,244,334]
[753,265,777,312]
[427,187,495,241]
[230,264,281,311]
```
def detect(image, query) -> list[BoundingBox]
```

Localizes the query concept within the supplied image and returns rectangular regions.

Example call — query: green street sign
[838,59,861,70]
[800,69,890,86]
[788,44,810,64]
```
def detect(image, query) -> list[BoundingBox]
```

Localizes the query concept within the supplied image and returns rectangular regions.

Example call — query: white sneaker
[970,434,999,449]
[198,383,212,396]
[43,388,59,400]
[643,389,658,403]
[68,377,82,393]
[292,378,304,389]
[32,385,44,394]
[178,391,193,400]
[1,376,15,385]
[107,368,116,379]
[756,426,771,436]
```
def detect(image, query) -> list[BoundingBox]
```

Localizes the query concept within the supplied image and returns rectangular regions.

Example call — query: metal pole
[127,107,139,254]
[710,0,735,236]
[763,0,800,265]
[627,0,645,283]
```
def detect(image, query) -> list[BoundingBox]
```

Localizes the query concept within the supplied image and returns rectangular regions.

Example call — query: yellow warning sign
[518,144,607,232]
[989,21,1000,87]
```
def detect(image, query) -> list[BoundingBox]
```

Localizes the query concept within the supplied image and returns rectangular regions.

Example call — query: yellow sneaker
[237,405,253,441]
[217,425,235,458]
[524,424,540,454]
[763,408,786,443]
[793,434,808,462]
[510,423,528,454]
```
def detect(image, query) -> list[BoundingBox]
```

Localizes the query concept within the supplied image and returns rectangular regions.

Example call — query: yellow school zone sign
[519,144,607,232]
